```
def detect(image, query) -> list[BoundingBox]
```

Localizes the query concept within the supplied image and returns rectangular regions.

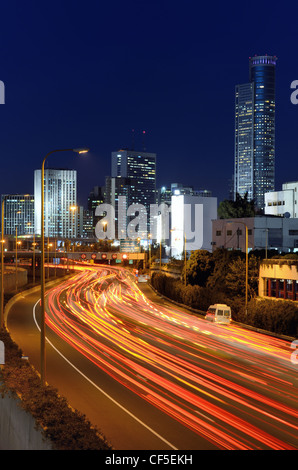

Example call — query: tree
[186,250,214,287]
[206,248,243,293]
[218,192,255,219]
[225,255,260,299]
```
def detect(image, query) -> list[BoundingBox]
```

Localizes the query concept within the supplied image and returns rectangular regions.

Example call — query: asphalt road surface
[6,265,298,450]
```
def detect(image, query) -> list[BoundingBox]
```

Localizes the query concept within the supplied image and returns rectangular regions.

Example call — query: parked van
[205,304,231,324]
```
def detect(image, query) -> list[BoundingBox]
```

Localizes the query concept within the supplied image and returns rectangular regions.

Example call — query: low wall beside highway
[3,266,27,293]
[0,387,52,450]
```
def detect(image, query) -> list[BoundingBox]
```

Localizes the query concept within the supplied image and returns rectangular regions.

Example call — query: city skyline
[0,2,297,210]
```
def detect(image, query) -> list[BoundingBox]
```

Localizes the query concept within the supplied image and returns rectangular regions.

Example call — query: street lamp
[40,147,89,386]
[227,220,248,317]
[171,228,187,286]
[0,200,4,329]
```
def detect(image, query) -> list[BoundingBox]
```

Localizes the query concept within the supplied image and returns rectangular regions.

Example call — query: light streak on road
[43,265,298,450]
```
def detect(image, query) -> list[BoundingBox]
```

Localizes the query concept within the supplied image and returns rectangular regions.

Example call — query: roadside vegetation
[0,291,113,450]
[151,248,298,338]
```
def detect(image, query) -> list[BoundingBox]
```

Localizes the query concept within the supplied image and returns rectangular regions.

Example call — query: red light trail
[44,265,298,450]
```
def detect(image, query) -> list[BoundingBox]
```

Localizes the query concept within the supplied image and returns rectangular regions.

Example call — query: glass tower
[1,194,34,235]
[111,149,157,236]
[234,55,277,210]
[34,168,77,238]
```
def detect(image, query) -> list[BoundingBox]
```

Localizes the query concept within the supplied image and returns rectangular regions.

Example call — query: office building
[170,194,217,258]
[212,216,298,253]
[111,149,156,206]
[1,194,34,235]
[77,206,94,239]
[34,168,77,238]
[111,149,157,238]
[259,259,298,301]
[104,176,138,238]
[87,185,104,234]
[265,181,298,218]
[234,55,277,210]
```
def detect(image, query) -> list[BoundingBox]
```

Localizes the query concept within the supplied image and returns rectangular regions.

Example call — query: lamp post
[148,233,151,271]
[47,240,53,279]
[32,234,36,285]
[227,220,248,316]
[0,200,4,329]
[70,205,78,269]
[15,227,18,291]
[171,228,187,286]
[40,147,89,386]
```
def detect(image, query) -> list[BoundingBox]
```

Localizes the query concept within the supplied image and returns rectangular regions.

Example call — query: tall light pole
[227,220,248,316]
[184,232,187,287]
[70,205,78,270]
[0,200,4,329]
[40,147,89,386]
[170,228,187,285]
[32,234,36,285]
[15,226,18,292]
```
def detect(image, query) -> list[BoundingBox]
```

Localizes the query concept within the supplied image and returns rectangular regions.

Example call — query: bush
[150,272,298,338]
[0,327,112,450]
[247,299,298,337]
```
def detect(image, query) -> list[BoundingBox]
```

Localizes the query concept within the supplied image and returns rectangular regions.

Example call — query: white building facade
[265,182,298,218]
[34,168,77,238]
[170,194,217,258]
[1,194,34,235]
[212,216,298,253]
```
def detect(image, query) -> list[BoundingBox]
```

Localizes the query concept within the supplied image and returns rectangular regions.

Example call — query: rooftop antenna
[142,130,146,151]
[131,128,135,150]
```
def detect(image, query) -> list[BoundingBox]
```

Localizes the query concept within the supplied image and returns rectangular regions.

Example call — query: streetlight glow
[73,147,89,154]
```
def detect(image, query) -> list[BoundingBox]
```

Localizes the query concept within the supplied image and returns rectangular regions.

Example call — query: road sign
[0,340,4,365]
[81,253,86,259]
[91,253,97,259]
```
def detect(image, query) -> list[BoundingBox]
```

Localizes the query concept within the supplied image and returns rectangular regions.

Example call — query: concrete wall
[3,266,28,293]
[0,388,52,450]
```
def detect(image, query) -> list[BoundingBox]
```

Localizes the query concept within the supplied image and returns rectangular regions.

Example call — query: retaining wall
[0,387,52,450]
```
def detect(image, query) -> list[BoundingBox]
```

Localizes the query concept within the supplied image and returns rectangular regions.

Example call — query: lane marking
[33,299,178,450]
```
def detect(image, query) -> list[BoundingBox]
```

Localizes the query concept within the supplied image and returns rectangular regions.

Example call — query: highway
[6,264,298,450]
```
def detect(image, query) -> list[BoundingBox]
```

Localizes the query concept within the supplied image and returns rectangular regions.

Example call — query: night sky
[0,1,297,208]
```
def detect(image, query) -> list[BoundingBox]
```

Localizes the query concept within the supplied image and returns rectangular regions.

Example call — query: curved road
[6,265,298,450]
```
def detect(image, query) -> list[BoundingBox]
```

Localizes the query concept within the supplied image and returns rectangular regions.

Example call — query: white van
[205,304,231,324]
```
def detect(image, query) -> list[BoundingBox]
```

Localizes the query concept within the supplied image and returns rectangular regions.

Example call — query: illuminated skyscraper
[34,168,77,238]
[234,55,277,210]
[1,194,34,235]
[111,149,157,236]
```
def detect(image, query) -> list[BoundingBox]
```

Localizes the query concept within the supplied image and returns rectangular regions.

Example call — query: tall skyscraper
[1,194,34,235]
[87,185,104,235]
[34,168,77,238]
[234,55,277,210]
[111,149,157,236]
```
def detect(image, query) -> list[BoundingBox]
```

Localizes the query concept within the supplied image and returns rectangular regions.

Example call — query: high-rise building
[1,194,34,235]
[234,55,277,210]
[34,168,77,238]
[87,185,104,234]
[265,181,298,218]
[111,149,157,236]
[104,176,138,238]
[77,206,94,238]
[111,149,156,207]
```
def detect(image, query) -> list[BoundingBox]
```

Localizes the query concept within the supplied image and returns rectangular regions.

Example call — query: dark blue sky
[0,1,297,208]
